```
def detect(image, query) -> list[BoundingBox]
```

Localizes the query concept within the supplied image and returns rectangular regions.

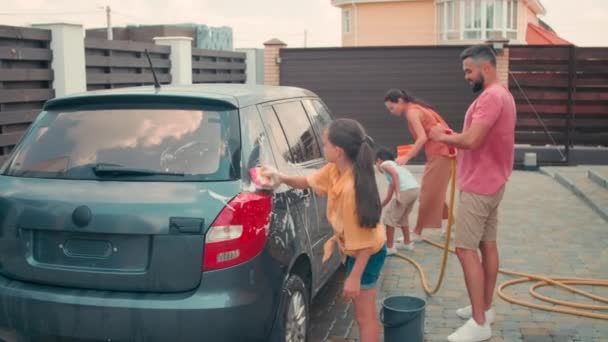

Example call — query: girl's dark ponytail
[328,119,381,229]
[354,137,381,228]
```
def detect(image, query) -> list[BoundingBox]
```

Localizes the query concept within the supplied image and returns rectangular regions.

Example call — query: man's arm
[430,122,491,150]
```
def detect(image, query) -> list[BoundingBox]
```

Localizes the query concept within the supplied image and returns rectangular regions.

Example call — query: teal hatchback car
[0,84,341,341]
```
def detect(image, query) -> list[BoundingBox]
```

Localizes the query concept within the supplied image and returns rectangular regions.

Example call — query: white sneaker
[411,233,423,243]
[395,241,414,251]
[455,306,496,324]
[386,247,397,256]
[447,318,492,342]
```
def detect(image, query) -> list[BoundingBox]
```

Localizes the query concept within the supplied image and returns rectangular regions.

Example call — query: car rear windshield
[4,106,241,182]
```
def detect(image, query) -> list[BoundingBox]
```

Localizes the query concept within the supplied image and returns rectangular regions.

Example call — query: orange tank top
[406,103,455,159]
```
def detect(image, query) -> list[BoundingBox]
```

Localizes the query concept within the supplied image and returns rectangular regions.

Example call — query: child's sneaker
[411,232,423,243]
[395,241,414,251]
[441,226,454,239]
[386,246,398,256]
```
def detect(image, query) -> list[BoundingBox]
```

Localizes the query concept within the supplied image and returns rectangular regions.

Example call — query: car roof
[44,84,319,110]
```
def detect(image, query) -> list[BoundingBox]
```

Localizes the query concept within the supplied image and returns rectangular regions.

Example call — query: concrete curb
[554,172,608,222]
[538,167,554,178]
[588,170,608,190]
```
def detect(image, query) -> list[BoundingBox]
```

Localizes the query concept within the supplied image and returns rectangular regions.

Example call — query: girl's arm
[382,163,401,195]
[382,186,394,207]
[397,109,427,165]
[279,174,310,190]
[343,248,373,299]
[259,167,310,189]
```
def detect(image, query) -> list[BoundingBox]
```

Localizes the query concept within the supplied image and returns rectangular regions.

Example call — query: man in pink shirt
[430,44,516,342]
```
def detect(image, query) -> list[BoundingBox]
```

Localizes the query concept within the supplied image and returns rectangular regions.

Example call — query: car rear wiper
[92,164,185,177]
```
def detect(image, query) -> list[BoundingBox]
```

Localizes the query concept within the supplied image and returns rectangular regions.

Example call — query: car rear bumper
[0,256,283,342]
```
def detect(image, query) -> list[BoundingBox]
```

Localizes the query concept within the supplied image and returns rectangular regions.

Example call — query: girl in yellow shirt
[262,118,387,342]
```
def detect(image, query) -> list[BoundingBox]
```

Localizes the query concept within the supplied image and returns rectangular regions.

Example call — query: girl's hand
[394,189,401,202]
[258,165,283,186]
[343,274,361,300]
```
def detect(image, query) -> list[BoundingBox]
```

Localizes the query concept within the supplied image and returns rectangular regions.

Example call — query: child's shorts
[345,244,387,290]
[383,188,419,228]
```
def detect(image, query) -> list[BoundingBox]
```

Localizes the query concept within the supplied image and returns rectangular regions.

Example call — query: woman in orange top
[262,118,386,342]
[384,89,454,240]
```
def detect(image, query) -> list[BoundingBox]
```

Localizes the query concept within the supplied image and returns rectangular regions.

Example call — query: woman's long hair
[384,88,435,110]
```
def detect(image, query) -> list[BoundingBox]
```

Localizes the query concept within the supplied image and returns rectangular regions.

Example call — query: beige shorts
[383,188,419,228]
[455,187,505,250]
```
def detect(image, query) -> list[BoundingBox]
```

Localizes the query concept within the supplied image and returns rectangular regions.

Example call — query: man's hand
[429,124,446,142]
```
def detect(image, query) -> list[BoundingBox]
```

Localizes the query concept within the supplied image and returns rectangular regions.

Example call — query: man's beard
[471,75,485,93]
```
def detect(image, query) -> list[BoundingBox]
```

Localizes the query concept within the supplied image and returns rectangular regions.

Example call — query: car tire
[270,274,310,342]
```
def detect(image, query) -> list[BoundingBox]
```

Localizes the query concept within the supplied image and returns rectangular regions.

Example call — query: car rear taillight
[203,192,272,271]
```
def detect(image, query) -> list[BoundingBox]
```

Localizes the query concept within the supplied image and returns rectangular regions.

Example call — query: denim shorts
[345,244,387,290]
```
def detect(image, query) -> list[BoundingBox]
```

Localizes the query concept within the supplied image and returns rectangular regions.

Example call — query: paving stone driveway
[309,168,608,342]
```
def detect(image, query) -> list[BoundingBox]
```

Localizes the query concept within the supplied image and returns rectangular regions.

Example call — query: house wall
[342,0,436,46]
[339,0,543,46]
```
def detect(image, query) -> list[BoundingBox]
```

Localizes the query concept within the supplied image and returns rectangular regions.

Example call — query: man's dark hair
[460,44,497,67]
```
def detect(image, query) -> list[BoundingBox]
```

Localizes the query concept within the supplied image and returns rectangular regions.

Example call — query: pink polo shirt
[457,83,516,195]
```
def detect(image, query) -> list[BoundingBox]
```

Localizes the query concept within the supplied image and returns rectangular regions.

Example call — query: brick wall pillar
[264,38,286,86]
[496,48,510,87]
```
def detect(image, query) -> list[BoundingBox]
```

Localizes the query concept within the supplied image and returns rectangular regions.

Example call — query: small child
[376,147,420,255]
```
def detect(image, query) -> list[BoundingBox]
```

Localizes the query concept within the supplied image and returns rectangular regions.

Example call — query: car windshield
[4,107,240,181]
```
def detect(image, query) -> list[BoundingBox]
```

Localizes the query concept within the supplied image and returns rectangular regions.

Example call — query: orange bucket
[397,144,414,157]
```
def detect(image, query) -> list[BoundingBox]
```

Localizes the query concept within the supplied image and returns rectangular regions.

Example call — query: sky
[1,0,606,48]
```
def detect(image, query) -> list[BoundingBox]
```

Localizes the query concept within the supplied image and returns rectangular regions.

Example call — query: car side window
[272,101,322,164]
[260,106,293,169]
[239,106,274,177]
[302,99,333,139]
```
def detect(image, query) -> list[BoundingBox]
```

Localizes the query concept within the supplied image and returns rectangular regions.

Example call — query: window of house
[437,0,458,41]
[343,9,352,34]
[438,0,518,42]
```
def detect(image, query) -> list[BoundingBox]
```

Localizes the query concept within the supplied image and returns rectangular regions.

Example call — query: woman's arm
[397,109,427,165]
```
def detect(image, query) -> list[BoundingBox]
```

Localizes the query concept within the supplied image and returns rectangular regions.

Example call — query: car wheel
[271,274,309,342]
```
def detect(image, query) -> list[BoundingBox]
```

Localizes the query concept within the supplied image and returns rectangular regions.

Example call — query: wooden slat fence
[0,25,54,163]
[509,45,608,153]
[192,48,246,84]
[85,38,171,90]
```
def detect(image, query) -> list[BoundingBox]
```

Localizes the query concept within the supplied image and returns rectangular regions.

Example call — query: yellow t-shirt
[307,164,386,262]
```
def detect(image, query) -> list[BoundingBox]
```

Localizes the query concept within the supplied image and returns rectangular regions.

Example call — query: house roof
[264,38,287,46]
[526,23,571,45]
[332,0,547,14]
[527,0,547,15]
